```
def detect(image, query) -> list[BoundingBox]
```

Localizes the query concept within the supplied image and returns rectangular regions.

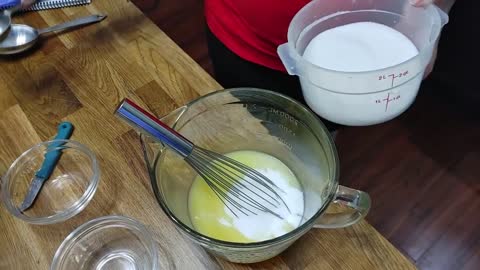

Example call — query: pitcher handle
[314,185,371,229]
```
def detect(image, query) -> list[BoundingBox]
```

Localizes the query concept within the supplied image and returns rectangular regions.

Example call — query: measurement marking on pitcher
[376,93,401,112]
[378,70,409,87]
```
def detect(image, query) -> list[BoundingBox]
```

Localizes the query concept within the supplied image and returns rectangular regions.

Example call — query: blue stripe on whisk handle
[115,99,194,157]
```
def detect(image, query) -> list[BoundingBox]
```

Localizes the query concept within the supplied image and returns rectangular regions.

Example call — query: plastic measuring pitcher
[278,0,448,126]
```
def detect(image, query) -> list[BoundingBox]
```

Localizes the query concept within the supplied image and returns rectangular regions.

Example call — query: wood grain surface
[0,1,415,269]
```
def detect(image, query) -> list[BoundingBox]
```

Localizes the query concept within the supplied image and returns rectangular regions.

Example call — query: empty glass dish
[1,140,99,224]
[51,215,158,270]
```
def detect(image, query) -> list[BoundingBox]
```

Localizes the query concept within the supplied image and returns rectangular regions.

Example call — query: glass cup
[139,88,371,263]
[1,140,99,225]
[51,215,158,270]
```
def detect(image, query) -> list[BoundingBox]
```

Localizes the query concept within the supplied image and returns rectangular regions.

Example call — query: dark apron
[426,0,477,109]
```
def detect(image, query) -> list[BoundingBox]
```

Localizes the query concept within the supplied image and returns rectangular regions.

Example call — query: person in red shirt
[204,0,456,131]
[205,0,311,110]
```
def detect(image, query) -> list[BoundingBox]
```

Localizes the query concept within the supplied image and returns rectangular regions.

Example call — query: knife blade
[19,122,74,212]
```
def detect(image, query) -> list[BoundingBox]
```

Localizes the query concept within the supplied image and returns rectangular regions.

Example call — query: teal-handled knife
[19,122,74,212]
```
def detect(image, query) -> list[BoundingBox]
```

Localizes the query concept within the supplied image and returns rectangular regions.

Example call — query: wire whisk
[115,99,289,219]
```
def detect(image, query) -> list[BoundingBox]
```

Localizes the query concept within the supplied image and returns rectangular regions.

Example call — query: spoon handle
[37,14,107,35]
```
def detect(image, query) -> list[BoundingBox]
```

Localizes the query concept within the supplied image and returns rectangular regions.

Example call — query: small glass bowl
[51,215,158,270]
[1,140,99,224]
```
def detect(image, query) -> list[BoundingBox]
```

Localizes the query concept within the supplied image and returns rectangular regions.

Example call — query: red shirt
[205,0,309,72]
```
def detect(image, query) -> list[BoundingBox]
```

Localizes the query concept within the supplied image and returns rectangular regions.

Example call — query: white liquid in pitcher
[188,150,305,243]
[303,22,419,73]
[298,21,423,125]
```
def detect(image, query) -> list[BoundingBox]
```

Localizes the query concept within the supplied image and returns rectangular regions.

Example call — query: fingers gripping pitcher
[278,0,448,126]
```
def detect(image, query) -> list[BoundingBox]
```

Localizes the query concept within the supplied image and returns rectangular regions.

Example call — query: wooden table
[0,1,416,269]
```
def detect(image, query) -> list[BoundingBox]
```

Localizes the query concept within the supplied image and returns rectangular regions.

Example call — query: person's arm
[411,0,456,12]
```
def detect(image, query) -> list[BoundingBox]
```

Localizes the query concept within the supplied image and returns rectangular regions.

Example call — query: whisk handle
[115,98,194,157]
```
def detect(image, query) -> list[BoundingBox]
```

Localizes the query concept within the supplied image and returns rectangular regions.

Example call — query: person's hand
[410,0,456,10]
[410,0,434,6]
[21,0,36,9]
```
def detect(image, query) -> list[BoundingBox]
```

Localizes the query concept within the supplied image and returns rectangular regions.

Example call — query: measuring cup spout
[430,5,449,43]
[160,106,188,128]
[436,6,449,27]
[278,43,302,76]
[138,105,188,173]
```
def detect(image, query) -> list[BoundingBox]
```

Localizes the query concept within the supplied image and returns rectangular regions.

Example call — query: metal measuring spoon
[0,0,21,38]
[0,14,106,55]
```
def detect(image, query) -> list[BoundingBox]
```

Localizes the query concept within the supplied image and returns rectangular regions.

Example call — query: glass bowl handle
[314,185,371,229]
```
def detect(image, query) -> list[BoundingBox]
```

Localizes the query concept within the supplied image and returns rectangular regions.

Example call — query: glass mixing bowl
[140,88,370,263]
